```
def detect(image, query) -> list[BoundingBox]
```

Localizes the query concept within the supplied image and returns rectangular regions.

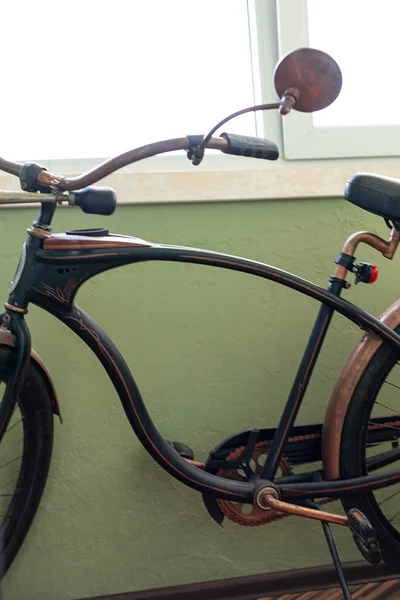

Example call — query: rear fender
[0,330,62,423]
[322,299,400,480]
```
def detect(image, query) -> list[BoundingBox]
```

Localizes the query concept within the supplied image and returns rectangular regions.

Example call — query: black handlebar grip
[73,186,117,215]
[220,133,279,161]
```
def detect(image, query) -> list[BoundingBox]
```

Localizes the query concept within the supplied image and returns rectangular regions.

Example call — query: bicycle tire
[0,345,54,575]
[339,325,400,565]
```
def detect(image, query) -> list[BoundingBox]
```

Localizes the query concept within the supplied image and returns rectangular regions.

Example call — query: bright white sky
[1,1,255,160]
[308,0,400,127]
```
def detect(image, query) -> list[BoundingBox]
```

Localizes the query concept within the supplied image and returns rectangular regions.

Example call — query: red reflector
[369,265,379,283]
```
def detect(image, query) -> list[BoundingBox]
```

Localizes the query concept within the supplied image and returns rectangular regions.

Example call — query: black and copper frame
[1,223,400,509]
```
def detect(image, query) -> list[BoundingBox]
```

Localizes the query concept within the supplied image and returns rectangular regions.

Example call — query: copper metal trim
[322,299,400,480]
[32,276,88,306]
[39,252,137,261]
[27,226,52,240]
[259,493,348,527]
[278,88,299,115]
[4,303,28,314]
[0,330,62,422]
[334,228,400,280]
[43,232,152,250]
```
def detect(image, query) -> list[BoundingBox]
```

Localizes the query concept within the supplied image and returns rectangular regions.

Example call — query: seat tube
[260,276,345,481]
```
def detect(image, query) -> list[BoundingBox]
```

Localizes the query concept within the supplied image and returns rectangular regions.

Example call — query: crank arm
[256,488,348,526]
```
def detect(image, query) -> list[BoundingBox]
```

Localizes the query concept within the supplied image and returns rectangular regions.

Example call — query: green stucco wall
[1,198,395,600]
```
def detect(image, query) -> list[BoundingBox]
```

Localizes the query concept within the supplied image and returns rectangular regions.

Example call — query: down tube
[58,305,255,502]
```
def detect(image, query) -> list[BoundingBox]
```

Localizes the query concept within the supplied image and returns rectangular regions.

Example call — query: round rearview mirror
[274,47,342,112]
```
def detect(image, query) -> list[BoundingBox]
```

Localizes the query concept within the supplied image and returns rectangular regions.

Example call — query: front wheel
[340,325,400,565]
[0,345,54,575]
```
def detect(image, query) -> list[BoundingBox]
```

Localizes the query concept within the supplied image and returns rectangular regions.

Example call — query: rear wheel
[340,326,400,564]
[0,345,53,575]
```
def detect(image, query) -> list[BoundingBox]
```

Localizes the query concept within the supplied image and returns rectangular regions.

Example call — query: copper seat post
[334,227,400,280]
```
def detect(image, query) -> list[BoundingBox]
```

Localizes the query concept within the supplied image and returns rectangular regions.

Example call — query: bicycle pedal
[167,440,194,460]
[347,508,381,565]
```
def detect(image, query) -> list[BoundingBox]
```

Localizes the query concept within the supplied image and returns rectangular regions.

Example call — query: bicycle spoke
[369,365,400,528]
[373,400,400,417]
[0,456,22,470]
[389,507,400,524]
[368,442,396,447]
[385,380,400,392]
[378,488,400,507]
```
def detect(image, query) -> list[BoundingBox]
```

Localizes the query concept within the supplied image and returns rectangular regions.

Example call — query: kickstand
[304,500,352,599]
[321,519,352,600]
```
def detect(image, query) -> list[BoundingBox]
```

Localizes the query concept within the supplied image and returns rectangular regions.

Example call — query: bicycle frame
[2,212,400,506]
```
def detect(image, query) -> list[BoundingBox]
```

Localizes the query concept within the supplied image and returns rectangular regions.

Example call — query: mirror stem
[279,88,300,115]
[190,101,281,166]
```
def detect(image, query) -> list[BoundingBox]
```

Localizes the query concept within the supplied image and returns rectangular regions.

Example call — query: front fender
[0,330,62,423]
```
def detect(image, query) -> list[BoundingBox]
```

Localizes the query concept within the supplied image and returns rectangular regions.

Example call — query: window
[1,1,398,204]
[276,0,400,159]
[1,0,255,161]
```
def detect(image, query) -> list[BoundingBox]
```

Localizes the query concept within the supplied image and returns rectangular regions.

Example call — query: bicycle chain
[216,421,400,526]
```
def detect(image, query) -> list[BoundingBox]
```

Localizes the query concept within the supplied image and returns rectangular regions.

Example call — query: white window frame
[2,0,400,206]
[275,0,400,160]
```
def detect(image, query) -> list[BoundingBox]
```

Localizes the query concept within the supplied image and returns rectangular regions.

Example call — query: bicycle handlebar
[0,137,226,190]
[0,133,279,196]
[48,137,230,191]
[0,157,23,177]
[0,46,342,205]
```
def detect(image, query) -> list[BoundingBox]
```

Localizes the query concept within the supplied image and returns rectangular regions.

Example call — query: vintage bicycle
[1,48,400,598]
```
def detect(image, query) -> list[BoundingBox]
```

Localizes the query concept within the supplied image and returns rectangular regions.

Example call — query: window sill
[1,160,400,205]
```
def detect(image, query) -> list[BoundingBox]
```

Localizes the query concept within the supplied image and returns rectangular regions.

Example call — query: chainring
[216,441,294,526]
[206,419,400,527]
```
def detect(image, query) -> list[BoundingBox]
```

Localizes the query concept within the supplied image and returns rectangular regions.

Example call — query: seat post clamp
[335,252,356,272]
